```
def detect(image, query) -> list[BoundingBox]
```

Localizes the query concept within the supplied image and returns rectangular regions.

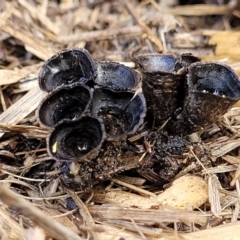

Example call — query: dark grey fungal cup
[135,53,184,127]
[39,48,96,92]
[47,116,106,162]
[90,88,146,140]
[136,53,183,74]
[170,62,240,135]
[180,53,201,68]
[37,83,92,128]
[94,61,141,92]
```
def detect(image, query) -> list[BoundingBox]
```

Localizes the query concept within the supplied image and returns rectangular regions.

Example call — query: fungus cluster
[136,53,240,135]
[37,48,146,162]
[37,48,240,163]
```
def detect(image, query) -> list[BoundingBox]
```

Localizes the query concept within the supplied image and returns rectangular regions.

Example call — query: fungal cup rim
[187,61,240,100]
[38,47,97,92]
[46,115,106,162]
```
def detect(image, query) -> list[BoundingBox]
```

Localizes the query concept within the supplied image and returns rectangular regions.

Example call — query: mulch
[0,0,240,239]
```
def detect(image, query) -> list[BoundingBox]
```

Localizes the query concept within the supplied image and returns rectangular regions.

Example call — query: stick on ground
[0,185,83,240]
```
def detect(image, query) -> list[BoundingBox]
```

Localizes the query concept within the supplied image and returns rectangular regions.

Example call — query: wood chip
[92,190,158,209]
[157,175,208,209]
[89,205,208,224]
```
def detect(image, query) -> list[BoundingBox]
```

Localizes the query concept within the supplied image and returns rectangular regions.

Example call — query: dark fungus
[37,48,146,162]
[91,88,146,140]
[47,116,106,162]
[38,48,240,168]
[170,62,240,135]
[135,53,184,127]
[136,53,183,74]
[94,61,141,92]
[180,53,201,68]
[39,48,96,92]
[37,83,92,128]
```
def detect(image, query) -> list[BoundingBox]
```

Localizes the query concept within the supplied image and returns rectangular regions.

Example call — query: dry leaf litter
[0,0,240,239]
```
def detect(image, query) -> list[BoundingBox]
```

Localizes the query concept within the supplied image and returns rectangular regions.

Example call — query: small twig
[66,190,95,226]
[0,185,83,240]
[0,123,48,138]
[121,0,164,52]
[85,0,108,8]
[52,209,77,219]
[0,87,7,112]
[230,163,240,187]
[112,178,156,198]
[130,218,148,240]
[58,26,142,43]
[66,189,98,239]
[189,146,209,175]
[1,170,50,182]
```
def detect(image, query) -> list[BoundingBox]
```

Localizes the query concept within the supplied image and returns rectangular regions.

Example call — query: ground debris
[0,0,240,239]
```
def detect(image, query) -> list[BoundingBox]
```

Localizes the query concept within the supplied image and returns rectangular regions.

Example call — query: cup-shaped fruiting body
[37,83,92,128]
[180,53,201,68]
[47,116,106,162]
[135,53,184,127]
[94,61,141,92]
[39,48,96,92]
[90,88,146,140]
[170,62,240,135]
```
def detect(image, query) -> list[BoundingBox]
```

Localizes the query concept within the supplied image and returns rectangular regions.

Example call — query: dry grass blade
[88,205,208,224]
[222,155,240,165]
[0,207,26,239]
[230,164,240,187]
[114,175,146,186]
[66,190,96,227]
[202,30,240,63]
[0,87,45,125]
[0,64,40,86]
[121,0,164,52]
[0,123,48,138]
[0,0,239,239]
[163,4,235,16]
[58,26,142,43]
[112,178,156,197]
[18,0,59,35]
[0,185,83,240]
[211,139,240,158]
[208,175,222,215]
[1,24,53,61]
[202,165,237,174]
[92,190,159,209]
[99,219,162,238]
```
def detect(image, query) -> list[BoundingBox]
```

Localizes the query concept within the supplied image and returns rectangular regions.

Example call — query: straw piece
[0,185,83,240]
[0,87,46,137]
[88,205,208,224]
[92,190,159,209]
